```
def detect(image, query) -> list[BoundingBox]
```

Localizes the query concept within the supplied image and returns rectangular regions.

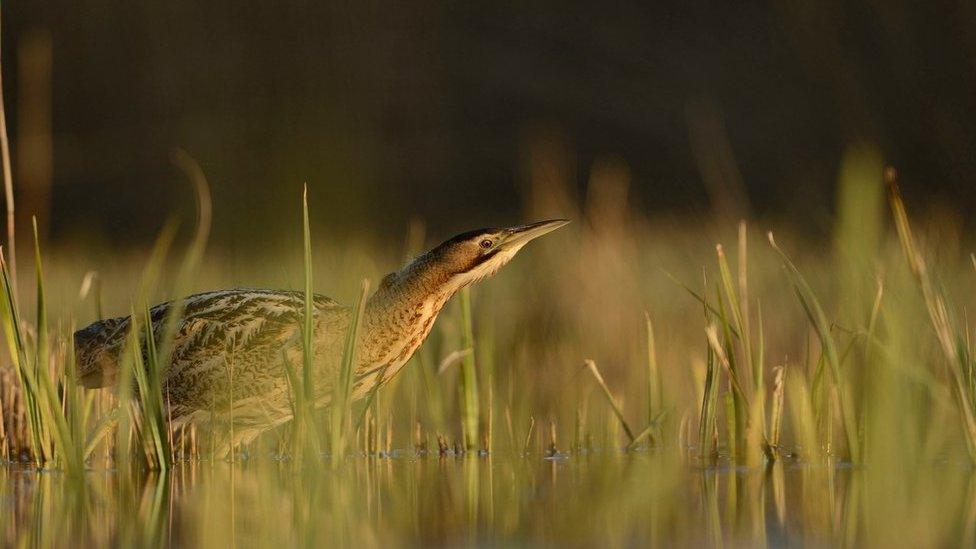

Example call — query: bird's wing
[160,289,349,412]
[164,289,343,373]
[74,289,347,391]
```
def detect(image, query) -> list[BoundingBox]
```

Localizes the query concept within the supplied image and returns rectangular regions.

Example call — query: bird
[74,219,569,448]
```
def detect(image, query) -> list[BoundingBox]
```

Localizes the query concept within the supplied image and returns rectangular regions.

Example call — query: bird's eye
[479,239,493,249]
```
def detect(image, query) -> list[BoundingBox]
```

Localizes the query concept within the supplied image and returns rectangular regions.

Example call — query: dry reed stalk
[546,420,557,457]
[704,325,750,407]
[0,5,26,460]
[644,312,661,438]
[522,416,535,455]
[0,374,6,460]
[385,411,393,456]
[885,167,976,460]
[0,365,23,459]
[485,376,493,454]
[583,359,636,443]
[0,7,16,294]
[767,365,787,459]
[412,421,423,455]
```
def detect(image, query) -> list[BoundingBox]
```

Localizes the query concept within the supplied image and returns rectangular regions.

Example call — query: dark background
[5,1,976,247]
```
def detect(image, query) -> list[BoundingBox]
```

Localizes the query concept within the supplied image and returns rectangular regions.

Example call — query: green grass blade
[301,185,315,408]
[768,232,860,463]
[459,287,480,451]
[0,247,45,465]
[330,278,370,466]
[30,220,83,475]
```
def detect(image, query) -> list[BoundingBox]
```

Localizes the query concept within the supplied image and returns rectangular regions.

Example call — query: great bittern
[75,220,568,447]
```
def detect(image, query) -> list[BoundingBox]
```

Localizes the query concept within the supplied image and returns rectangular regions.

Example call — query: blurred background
[8,11,976,546]
[3,1,976,250]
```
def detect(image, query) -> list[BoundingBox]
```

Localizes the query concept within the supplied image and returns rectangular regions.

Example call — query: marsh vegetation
[2,144,976,546]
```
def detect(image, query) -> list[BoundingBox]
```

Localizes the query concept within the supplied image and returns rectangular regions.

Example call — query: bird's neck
[358,256,457,369]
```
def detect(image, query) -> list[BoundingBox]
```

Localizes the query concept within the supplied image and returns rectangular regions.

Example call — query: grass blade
[885,167,976,460]
[583,359,635,444]
[0,246,46,465]
[459,287,480,451]
[644,312,661,440]
[329,278,370,466]
[768,231,860,463]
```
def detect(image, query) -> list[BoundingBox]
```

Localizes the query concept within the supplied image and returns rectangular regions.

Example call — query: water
[3,450,973,547]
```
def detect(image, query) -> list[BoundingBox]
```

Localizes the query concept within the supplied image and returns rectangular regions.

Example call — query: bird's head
[422,219,570,290]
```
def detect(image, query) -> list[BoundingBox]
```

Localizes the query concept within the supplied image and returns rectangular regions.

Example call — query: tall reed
[885,167,976,461]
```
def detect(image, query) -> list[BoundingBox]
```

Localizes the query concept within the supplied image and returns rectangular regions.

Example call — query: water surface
[3,450,972,547]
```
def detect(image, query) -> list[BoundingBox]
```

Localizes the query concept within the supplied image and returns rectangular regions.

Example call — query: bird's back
[75,315,130,388]
[75,289,349,411]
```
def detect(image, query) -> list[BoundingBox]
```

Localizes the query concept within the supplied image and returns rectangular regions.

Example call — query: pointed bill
[499,219,570,250]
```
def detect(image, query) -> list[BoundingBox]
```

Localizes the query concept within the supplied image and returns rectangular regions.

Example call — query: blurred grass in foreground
[3,145,976,546]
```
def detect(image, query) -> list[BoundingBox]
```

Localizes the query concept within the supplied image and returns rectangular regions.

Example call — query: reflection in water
[2,453,974,546]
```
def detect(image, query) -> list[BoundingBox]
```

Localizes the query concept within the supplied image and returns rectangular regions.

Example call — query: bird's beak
[499,219,571,251]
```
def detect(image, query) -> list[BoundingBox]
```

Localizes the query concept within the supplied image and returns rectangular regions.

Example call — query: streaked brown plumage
[74,220,568,446]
